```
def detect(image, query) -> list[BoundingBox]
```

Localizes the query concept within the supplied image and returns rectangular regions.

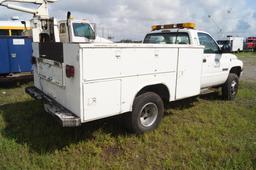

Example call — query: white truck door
[175,47,202,100]
[198,32,225,88]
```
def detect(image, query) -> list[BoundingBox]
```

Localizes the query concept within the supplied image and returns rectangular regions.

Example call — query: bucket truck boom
[0,0,57,18]
[0,0,58,42]
[0,0,108,43]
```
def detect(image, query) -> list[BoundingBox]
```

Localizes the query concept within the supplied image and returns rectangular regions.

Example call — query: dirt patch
[102,145,124,161]
[240,57,256,81]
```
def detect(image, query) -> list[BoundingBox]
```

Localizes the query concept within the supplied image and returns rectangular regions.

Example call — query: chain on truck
[0,0,243,134]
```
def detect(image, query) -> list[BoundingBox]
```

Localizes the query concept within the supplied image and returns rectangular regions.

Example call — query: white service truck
[26,23,242,134]
[0,1,243,134]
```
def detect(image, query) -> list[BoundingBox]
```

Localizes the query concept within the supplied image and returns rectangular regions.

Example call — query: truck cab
[58,19,112,43]
[143,23,243,91]
[59,19,95,43]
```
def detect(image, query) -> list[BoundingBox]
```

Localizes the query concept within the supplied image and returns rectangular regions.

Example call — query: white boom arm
[0,0,58,42]
[0,0,57,18]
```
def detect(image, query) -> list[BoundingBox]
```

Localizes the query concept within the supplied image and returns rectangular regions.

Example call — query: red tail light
[66,65,75,78]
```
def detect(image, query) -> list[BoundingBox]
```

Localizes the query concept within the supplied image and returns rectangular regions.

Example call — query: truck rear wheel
[222,73,239,100]
[126,92,164,134]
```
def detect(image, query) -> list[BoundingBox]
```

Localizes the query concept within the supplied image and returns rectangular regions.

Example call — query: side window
[144,32,190,44]
[11,30,23,36]
[144,35,166,44]
[175,33,190,44]
[59,23,66,34]
[72,23,94,39]
[198,33,219,53]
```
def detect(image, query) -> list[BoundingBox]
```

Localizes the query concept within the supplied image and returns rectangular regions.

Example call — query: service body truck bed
[28,43,203,127]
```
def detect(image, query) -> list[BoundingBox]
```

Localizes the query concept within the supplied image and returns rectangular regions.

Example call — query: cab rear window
[144,32,190,44]
[11,30,23,36]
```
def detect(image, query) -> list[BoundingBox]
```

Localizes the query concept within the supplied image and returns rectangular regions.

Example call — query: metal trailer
[0,36,32,77]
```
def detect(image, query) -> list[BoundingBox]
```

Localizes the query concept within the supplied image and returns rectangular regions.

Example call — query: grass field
[0,58,256,169]
[237,52,256,59]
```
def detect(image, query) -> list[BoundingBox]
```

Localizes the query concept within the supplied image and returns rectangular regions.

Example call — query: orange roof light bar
[152,22,196,31]
[0,26,32,30]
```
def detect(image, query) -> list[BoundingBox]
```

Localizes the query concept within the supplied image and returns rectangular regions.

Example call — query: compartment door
[37,59,64,87]
[175,48,202,100]
[8,38,32,73]
[83,80,121,121]
[0,39,10,74]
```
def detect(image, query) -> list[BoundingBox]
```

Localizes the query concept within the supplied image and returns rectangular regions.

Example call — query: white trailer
[228,37,244,52]
[217,37,244,52]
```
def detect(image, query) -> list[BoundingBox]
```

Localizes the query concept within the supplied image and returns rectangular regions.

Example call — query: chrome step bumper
[25,86,81,127]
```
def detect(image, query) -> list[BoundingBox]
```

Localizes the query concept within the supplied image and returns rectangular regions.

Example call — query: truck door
[0,38,10,74]
[198,32,224,88]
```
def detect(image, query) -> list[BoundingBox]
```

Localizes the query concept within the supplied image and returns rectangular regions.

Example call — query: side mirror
[87,30,96,40]
[221,44,231,53]
[21,21,27,30]
[90,24,96,40]
[89,31,96,40]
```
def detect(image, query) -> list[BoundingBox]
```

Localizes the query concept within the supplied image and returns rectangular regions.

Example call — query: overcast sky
[0,0,255,41]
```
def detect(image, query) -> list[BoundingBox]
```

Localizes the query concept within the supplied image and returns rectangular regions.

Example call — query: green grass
[0,81,256,170]
[236,52,256,58]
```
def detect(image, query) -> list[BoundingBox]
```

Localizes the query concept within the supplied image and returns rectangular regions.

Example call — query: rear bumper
[25,86,81,127]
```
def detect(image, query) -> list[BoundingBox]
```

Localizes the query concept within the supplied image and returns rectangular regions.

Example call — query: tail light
[66,65,75,78]
[32,56,37,65]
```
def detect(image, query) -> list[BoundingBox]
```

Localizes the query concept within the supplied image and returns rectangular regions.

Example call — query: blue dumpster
[0,36,32,75]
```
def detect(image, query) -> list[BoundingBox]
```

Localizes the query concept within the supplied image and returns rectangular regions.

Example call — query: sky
[0,0,255,41]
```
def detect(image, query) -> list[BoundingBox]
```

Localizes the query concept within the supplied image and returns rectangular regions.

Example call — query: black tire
[126,92,164,134]
[222,73,239,100]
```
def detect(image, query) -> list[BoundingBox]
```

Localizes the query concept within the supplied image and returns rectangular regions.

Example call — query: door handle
[203,58,207,63]
[215,58,220,62]
[115,50,121,59]
[115,54,121,59]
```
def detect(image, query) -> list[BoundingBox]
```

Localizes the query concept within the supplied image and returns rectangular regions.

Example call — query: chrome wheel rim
[231,80,238,96]
[139,103,158,127]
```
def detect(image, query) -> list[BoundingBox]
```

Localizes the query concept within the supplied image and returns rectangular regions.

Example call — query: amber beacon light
[152,22,196,31]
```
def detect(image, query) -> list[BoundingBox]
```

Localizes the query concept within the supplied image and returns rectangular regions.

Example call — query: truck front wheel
[127,92,164,134]
[222,73,239,100]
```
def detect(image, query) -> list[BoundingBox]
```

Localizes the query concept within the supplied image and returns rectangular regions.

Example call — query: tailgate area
[37,58,64,86]
[32,43,82,122]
